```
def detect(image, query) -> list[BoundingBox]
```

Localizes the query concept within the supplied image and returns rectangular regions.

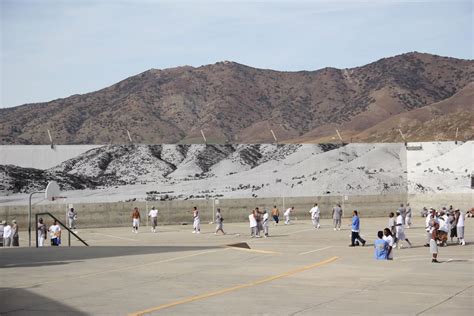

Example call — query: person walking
[349,210,366,247]
[271,206,280,226]
[405,203,412,228]
[310,203,321,229]
[395,211,412,248]
[11,220,19,247]
[148,206,159,233]
[192,206,200,234]
[215,208,225,235]
[332,204,343,231]
[284,207,294,225]
[430,222,440,263]
[49,220,61,246]
[374,231,389,260]
[455,209,466,246]
[68,207,78,232]
[383,228,395,260]
[3,221,12,247]
[262,209,270,238]
[249,211,258,238]
[37,218,47,247]
[131,207,141,233]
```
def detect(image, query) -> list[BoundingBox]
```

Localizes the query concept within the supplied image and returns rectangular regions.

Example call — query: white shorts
[133,218,140,227]
[457,226,464,239]
[430,239,438,254]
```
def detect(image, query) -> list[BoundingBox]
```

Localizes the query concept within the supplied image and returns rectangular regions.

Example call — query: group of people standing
[0,219,20,247]
[374,204,468,263]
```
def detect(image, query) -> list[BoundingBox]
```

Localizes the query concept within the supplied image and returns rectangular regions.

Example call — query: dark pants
[351,232,365,246]
[273,215,279,223]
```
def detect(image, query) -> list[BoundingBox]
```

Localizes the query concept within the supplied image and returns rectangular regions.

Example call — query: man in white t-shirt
[383,228,394,260]
[455,209,466,246]
[3,222,12,247]
[424,208,437,247]
[48,220,61,246]
[438,209,450,246]
[262,210,270,238]
[284,207,294,225]
[148,207,159,233]
[395,211,412,248]
[249,212,258,237]
[192,207,200,234]
[309,203,320,229]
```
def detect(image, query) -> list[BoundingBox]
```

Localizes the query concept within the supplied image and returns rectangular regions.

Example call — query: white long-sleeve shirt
[310,206,320,219]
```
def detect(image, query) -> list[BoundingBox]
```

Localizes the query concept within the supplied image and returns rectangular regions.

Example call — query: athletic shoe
[431,259,440,263]
[334,228,337,231]
[192,231,196,233]
[349,244,355,247]
[197,231,200,234]
[461,240,466,246]
[337,228,341,231]
[362,241,366,247]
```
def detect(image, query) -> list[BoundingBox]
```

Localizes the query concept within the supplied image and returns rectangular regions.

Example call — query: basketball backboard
[45,181,61,201]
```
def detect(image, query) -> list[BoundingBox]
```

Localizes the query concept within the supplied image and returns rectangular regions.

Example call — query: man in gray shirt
[398,204,406,225]
[332,204,343,231]
[405,203,412,228]
[215,208,225,235]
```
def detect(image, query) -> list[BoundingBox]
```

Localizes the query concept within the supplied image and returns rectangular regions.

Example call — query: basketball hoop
[29,181,66,247]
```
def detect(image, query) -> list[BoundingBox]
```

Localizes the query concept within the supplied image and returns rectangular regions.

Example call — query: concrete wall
[1,193,471,230]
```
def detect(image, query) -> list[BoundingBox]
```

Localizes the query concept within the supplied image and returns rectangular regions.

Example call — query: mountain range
[0,52,472,144]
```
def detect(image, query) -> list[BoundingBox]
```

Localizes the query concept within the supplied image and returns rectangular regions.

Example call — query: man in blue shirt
[374,231,389,259]
[350,210,366,247]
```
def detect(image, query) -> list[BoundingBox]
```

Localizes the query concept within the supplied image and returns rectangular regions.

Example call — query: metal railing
[35,212,89,247]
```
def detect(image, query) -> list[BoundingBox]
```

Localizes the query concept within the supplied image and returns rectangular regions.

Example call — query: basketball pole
[29,191,45,247]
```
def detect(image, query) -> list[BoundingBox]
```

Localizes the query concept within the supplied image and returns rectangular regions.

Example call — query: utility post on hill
[270,129,278,144]
[398,129,407,147]
[126,130,133,144]
[335,129,344,146]
[47,129,55,149]
[455,127,459,145]
[201,130,207,144]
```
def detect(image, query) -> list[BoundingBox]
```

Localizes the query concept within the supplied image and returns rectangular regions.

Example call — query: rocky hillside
[0,52,472,144]
[1,142,471,203]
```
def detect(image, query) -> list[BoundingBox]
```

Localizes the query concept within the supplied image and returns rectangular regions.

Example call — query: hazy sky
[1,0,472,108]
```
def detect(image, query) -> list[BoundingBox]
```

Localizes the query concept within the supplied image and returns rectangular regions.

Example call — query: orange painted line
[129,256,339,315]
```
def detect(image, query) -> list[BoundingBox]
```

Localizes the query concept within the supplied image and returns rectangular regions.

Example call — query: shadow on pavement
[0,245,219,268]
[0,288,87,315]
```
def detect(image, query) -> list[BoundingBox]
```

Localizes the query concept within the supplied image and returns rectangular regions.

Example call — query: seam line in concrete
[416,284,474,315]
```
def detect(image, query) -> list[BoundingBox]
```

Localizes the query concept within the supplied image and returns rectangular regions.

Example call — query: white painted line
[290,228,317,234]
[299,246,333,255]
[90,232,138,242]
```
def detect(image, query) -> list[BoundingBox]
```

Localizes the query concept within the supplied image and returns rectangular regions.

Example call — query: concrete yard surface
[1,217,473,315]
